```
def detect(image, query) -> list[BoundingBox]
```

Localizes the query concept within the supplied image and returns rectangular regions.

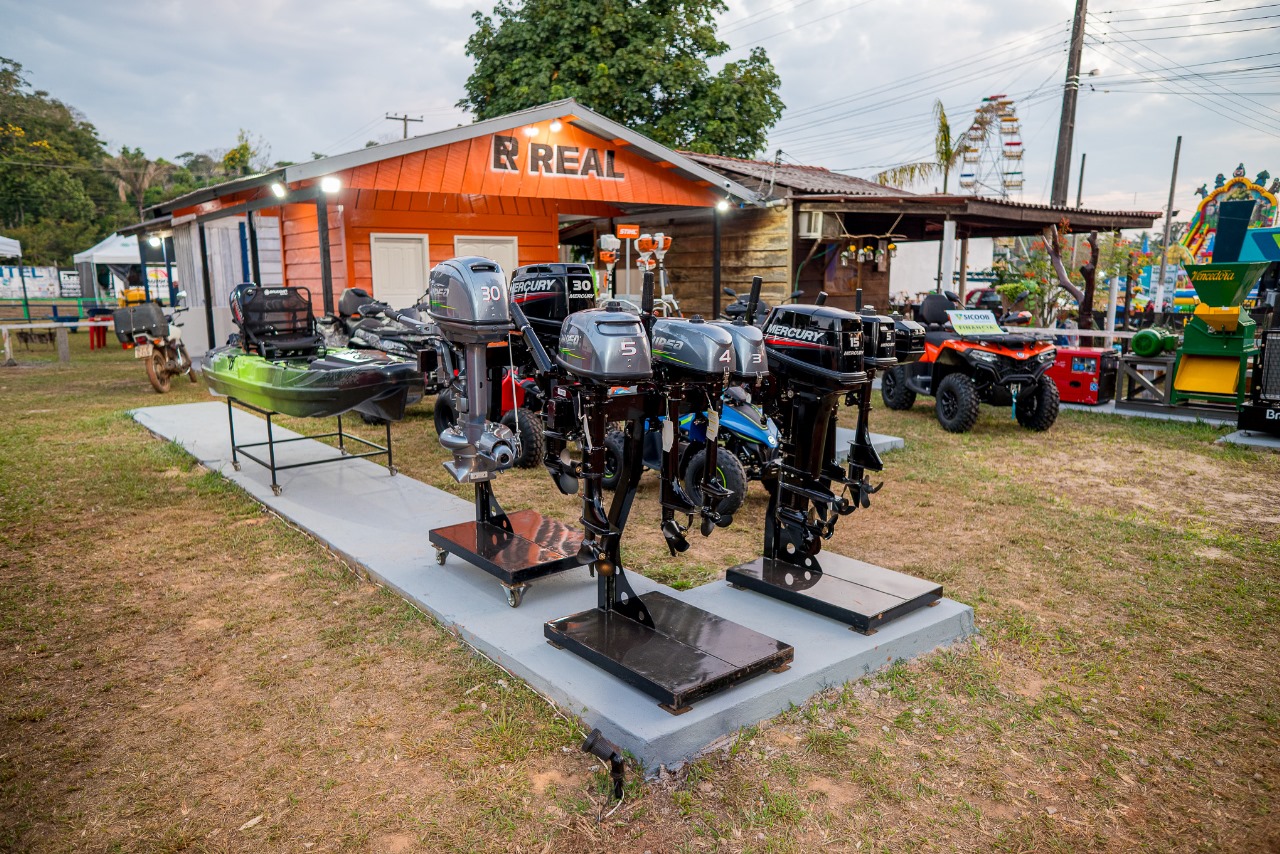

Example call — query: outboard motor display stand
[726,297,942,634]
[426,257,590,608]
[539,272,793,714]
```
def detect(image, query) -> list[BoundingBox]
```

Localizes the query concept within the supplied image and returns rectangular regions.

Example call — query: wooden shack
[128,100,757,354]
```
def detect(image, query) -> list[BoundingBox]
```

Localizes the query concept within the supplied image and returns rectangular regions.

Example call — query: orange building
[129,99,757,353]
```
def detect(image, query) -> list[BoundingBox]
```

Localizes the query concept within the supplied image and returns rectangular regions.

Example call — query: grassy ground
[1,334,1277,853]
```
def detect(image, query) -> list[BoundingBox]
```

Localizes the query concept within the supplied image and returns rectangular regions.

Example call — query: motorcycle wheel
[683,448,748,518]
[146,349,172,394]
[601,428,626,491]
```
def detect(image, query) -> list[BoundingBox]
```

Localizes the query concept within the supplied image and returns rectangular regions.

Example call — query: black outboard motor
[891,313,926,363]
[511,263,597,353]
[427,257,519,483]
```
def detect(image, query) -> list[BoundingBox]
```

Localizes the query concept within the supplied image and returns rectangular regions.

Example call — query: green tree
[104,147,174,220]
[874,99,977,193]
[0,56,124,265]
[458,0,784,158]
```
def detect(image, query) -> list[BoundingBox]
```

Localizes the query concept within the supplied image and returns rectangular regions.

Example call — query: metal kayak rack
[225,397,395,496]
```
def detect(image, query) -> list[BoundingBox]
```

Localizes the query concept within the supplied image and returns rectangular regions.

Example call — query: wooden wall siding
[657,206,791,317]
[281,203,345,310]
[339,121,718,208]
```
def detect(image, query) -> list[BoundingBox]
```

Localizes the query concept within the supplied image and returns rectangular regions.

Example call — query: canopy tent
[0,235,21,258]
[74,232,143,302]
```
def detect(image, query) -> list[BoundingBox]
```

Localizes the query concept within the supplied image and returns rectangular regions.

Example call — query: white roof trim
[284,99,760,206]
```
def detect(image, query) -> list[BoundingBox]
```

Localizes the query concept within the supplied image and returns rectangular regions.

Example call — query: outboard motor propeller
[427,257,519,483]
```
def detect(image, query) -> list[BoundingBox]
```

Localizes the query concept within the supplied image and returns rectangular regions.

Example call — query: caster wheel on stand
[435,548,448,566]
[271,484,282,496]
[504,584,528,608]
[388,465,398,476]
[232,462,241,471]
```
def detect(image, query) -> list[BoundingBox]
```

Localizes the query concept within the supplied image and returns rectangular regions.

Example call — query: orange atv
[881,292,1059,433]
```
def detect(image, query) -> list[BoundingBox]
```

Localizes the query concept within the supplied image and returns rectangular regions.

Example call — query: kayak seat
[230,283,324,360]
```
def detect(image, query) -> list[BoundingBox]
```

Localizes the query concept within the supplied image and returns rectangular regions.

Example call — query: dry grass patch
[1,337,1277,852]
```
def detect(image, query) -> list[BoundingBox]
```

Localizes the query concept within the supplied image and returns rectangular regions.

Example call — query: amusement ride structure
[958,95,1024,198]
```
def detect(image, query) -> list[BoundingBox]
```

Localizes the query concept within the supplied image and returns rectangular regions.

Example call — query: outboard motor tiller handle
[508,299,555,374]
[744,275,763,326]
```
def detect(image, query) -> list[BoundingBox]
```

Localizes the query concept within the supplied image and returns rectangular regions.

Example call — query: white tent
[0,235,20,258]
[73,232,141,265]
[74,232,143,302]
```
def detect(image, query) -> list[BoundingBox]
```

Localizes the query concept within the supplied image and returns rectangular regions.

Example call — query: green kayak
[202,346,424,421]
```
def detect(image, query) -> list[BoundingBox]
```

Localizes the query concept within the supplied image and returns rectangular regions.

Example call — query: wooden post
[56,327,70,363]
[3,328,14,366]
[958,237,969,302]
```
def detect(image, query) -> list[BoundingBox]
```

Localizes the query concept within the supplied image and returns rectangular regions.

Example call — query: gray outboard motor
[426,256,518,483]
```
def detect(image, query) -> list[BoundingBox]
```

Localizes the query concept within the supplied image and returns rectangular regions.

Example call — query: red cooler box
[1046,346,1117,405]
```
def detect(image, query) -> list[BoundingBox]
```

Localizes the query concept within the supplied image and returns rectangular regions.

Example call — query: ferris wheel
[957,94,1024,198]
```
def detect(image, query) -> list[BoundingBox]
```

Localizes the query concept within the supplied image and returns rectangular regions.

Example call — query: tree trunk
[1044,224,1085,305]
[1077,231,1099,346]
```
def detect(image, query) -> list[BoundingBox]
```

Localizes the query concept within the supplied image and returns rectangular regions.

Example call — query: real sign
[491,135,625,180]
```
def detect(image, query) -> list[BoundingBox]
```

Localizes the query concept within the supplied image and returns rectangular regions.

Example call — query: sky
[2,0,1278,224]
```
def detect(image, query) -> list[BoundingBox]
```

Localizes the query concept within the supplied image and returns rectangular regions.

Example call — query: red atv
[882,292,1059,433]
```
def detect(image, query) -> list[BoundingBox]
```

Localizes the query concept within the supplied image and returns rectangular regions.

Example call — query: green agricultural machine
[1169,261,1269,407]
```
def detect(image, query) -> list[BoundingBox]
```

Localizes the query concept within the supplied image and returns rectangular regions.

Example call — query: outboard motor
[891,312,926,363]
[427,257,518,483]
[853,289,897,372]
[510,263,597,353]
[758,300,881,561]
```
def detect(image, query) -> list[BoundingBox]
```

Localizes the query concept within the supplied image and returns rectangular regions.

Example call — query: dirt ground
[1,337,1277,853]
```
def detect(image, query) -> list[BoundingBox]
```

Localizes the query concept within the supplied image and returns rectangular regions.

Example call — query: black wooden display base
[544,591,794,714]
[429,509,589,607]
[726,552,942,635]
[226,397,394,496]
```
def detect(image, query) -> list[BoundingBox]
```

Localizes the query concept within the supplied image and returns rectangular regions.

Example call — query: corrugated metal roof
[681,151,914,198]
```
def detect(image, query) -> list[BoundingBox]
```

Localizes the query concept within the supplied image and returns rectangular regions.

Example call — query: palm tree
[104,147,173,220]
[874,99,984,193]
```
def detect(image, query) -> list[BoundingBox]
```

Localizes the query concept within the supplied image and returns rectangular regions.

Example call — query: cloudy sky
[2,0,1277,220]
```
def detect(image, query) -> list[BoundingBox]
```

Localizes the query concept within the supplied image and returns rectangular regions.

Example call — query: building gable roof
[681,151,914,199]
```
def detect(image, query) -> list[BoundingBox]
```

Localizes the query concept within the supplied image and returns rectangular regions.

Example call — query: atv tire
[1015,378,1060,431]
[935,373,980,433]
[500,407,544,468]
[601,428,626,491]
[432,389,458,438]
[880,365,916,410]
[683,448,748,518]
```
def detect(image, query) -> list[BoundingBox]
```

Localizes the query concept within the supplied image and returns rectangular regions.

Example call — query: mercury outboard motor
[427,257,518,483]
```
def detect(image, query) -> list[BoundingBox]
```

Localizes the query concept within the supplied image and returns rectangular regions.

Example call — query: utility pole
[1155,135,1182,318]
[385,113,423,139]
[1051,0,1088,207]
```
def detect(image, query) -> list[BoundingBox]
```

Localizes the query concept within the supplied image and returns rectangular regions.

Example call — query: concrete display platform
[1218,430,1280,451]
[1060,399,1235,426]
[131,402,971,771]
[836,427,905,459]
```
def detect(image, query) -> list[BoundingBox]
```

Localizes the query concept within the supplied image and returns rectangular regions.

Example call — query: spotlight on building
[549,119,563,132]
[716,199,730,212]
[147,235,162,247]
[271,182,287,199]
[320,176,341,194]
[523,126,539,137]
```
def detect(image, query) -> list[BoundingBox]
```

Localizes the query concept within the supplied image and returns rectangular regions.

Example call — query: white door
[370,233,429,308]
[454,236,519,280]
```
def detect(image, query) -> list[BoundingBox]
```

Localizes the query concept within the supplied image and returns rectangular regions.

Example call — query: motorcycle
[122,293,196,394]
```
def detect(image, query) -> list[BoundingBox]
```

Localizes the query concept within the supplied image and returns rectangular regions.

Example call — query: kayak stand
[225,397,395,496]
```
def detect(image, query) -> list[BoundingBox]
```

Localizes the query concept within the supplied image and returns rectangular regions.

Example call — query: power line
[1100,2,1280,23]
[1090,10,1280,34]
[1092,20,1280,40]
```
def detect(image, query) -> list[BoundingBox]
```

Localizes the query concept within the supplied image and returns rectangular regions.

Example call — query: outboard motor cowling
[427,256,518,483]
[763,304,866,389]
[427,257,513,344]
[556,309,653,383]
[511,264,597,350]
[651,317,735,380]
[858,307,898,370]
[712,320,769,379]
